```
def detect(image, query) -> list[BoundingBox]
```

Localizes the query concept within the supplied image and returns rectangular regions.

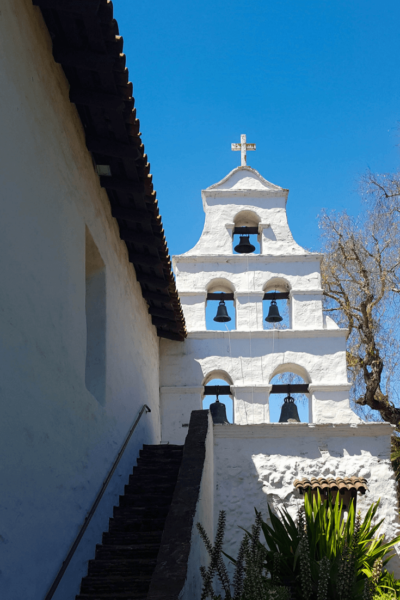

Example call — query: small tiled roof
[294,477,368,495]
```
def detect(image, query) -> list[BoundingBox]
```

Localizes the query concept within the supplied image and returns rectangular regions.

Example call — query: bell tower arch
[160,140,359,443]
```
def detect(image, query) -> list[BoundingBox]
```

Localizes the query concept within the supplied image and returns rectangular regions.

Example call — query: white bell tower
[159,138,359,444]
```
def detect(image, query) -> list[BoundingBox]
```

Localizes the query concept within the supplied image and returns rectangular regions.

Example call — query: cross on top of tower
[231,134,256,166]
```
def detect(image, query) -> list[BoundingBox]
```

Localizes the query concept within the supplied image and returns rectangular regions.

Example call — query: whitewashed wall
[0,2,161,599]
[212,423,400,578]
[160,327,358,442]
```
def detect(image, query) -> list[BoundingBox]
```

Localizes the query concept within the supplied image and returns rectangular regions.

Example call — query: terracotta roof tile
[293,476,368,495]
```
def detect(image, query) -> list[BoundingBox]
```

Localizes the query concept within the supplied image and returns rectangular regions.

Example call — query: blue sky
[114,0,400,257]
[113,0,400,421]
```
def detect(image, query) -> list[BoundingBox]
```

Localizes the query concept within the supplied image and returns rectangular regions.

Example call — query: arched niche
[202,369,234,386]
[206,278,236,331]
[232,210,261,254]
[268,363,311,423]
[263,277,291,329]
[202,370,234,423]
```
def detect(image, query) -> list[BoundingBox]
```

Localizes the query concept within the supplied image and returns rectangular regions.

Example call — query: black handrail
[44,404,151,600]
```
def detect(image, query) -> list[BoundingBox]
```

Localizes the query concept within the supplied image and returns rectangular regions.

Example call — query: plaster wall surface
[0,3,160,599]
[160,328,358,442]
[212,423,400,578]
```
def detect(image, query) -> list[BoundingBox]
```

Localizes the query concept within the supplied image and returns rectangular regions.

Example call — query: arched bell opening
[232,210,260,255]
[268,366,310,423]
[205,279,236,331]
[263,278,291,330]
[202,374,234,423]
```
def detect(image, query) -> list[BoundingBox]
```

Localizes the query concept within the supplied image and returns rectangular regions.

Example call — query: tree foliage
[319,169,400,425]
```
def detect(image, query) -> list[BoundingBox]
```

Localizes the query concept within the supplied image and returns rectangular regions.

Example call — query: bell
[265,299,283,323]
[213,300,231,323]
[209,399,229,424]
[234,235,255,254]
[279,395,301,423]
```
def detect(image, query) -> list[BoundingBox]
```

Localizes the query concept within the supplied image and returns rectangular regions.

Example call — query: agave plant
[255,491,400,599]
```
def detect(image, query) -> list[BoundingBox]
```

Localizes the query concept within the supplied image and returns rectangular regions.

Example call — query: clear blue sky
[114,1,400,422]
[114,0,400,256]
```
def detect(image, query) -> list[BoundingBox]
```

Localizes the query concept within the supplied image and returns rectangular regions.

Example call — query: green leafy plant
[256,491,400,599]
[197,510,291,600]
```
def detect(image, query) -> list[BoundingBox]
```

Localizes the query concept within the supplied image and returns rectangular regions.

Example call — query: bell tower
[159,137,359,444]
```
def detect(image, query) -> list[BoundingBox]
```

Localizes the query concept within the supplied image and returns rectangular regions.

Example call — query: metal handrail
[44,404,151,600]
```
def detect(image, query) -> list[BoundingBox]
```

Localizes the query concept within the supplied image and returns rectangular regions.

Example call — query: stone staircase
[76,444,184,600]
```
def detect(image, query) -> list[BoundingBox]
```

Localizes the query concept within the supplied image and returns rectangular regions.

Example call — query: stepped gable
[76,444,183,600]
[33,0,186,341]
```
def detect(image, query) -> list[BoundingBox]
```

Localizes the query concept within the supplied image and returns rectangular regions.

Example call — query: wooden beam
[148,306,176,320]
[234,227,259,235]
[136,274,170,290]
[112,207,152,224]
[207,293,234,301]
[141,290,172,305]
[128,252,160,267]
[263,292,290,300]
[33,0,101,14]
[204,385,232,396]
[70,88,124,111]
[151,316,179,331]
[157,329,185,342]
[53,46,115,72]
[86,135,139,159]
[118,227,163,248]
[270,385,309,394]
[100,176,144,193]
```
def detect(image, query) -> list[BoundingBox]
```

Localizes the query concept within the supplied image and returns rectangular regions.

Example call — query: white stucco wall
[213,423,400,578]
[0,3,161,599]
[160,328,358,442]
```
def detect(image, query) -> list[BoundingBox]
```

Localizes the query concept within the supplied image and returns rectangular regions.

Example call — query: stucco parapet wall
[160,386,204,395]
[202,189,289,199]
[186,329,348,339]
[308,384,352,392]
[177,289,324,298]
[173,254,323,264]
[213,422,395,439]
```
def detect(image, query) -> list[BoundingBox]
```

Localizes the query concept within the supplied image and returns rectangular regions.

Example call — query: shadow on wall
[85,226,106,405]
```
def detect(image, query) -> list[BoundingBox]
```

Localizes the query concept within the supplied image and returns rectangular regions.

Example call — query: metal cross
[231,134,256,166]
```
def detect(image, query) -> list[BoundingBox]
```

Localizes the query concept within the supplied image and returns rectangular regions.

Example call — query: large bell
[213,300,231,323]
[209,399,229,424]
[279,395,301,423]
[234,235,255,254]
[265,299,283,323]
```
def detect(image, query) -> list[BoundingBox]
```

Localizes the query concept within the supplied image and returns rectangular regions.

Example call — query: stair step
[113,506,169,519]
[88,559,156,576]
[80,576,150,594]
[77,444,183,600]
[142,444,183,451]
[120,492,173,505]
[125,483,176,496]
[95,544,160,560]
[77,595,146,600]
[128,474,176,486]
[109,517,166,532]
[102,531,163,545]
[135,459,181,470]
